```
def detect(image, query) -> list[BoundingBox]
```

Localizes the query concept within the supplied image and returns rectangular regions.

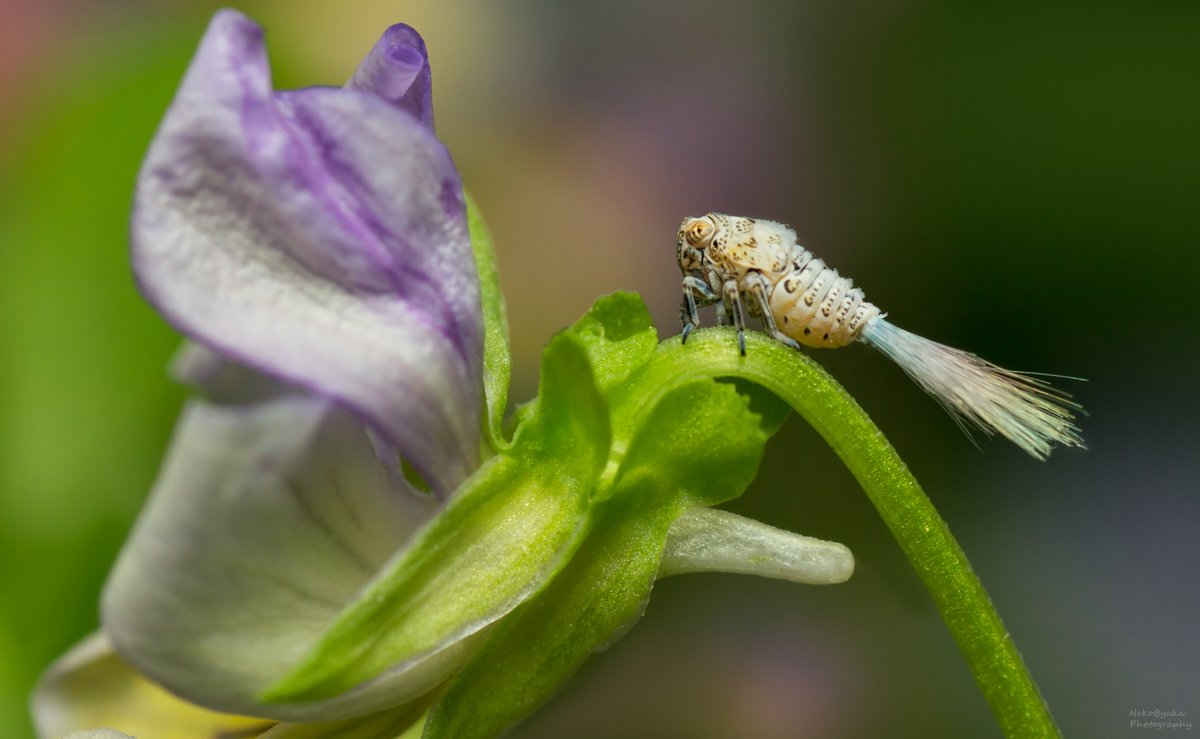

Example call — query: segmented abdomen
[768,248,880,349]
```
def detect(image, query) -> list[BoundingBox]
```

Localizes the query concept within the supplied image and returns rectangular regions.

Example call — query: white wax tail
[859,317,1085,460]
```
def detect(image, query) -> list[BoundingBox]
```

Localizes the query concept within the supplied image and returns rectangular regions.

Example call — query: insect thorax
[708,216,801,282]
[703,214,880,348]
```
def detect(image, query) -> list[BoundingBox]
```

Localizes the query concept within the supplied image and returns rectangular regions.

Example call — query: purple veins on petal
[132,9,483,495]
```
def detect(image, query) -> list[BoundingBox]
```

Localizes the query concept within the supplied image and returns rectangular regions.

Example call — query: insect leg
[721,279,748,356]
[680,275,719,344]
[714,301,734,327]
[707,266,733,326]
[746,273,802,351]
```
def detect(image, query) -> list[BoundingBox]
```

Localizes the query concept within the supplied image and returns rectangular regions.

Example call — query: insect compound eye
[683,219,714,246]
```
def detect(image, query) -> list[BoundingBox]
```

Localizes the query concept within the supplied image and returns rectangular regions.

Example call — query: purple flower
[36,10,495,733]
[132,10,481,496]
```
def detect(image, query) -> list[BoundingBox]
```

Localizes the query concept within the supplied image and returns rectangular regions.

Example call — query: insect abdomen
[768,256,880,349]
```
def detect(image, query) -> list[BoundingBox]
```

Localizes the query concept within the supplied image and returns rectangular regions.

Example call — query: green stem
[648,328,1059,738]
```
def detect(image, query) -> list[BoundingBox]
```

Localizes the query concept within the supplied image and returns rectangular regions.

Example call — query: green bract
[261,266,843,733]
[465,194,511,452]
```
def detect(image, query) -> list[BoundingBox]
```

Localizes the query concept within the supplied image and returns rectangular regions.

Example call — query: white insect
[677,212,1085,460]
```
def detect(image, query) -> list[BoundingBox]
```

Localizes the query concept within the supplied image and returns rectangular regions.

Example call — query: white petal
[101,397,467,720]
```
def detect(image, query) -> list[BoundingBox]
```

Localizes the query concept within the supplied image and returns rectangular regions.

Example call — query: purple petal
[345,24,434,130]
[132,10,481,493]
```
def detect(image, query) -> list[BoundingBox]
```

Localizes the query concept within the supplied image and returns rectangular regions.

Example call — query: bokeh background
[2,1,1197,737]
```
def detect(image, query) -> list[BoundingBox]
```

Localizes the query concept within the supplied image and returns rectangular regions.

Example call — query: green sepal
[502,292,655,446]
[608,377,770,507]
[508,331,612,473]
[562,291,659,393]
[422,488,682,739]
[717,377,791,437]
[506,291,658,455]
[423,375,772,738]
[260,333,610,704]
[465,194,511,451]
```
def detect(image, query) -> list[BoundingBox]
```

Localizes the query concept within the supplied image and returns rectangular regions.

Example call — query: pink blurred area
[0,0,63,121]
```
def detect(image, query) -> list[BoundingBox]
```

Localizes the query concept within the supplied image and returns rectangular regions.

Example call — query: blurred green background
[2,1,1197,737]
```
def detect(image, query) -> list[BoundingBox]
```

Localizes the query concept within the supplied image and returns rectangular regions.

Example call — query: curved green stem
[647,328,1059,738]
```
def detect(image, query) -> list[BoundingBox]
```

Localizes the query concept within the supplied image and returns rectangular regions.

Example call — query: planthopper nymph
[676,212,1085,460]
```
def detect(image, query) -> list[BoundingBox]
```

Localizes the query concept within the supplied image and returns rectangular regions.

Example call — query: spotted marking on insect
[676,212,1085,460]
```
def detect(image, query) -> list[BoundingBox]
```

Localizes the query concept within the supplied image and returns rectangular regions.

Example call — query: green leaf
[562,292,659,392]
[465,194,511,450]
[717,377,791,437]
[509,331,612,474]
[423,491,681,739]
[608,378,770,507]
[261,333,610,704]
[506,291,657,441]
[542,292,775,506]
